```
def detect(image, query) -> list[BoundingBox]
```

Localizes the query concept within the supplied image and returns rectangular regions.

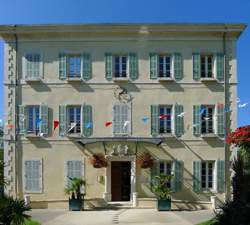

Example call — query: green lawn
[24,218,41,225]
[196,218,217,225]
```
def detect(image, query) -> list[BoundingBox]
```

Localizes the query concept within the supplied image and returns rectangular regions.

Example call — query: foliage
[0,160,7,188]
[24,218,41,225]
[0,194,31,225]
[64,177,85,200]
[196,218,218,225]
[152,174,173,200]
[137,152,154,169]
[89,153,108,168]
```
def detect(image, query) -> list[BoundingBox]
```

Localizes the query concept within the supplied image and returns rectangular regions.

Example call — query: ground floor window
[159,161,173,188]
[201,161,214,191]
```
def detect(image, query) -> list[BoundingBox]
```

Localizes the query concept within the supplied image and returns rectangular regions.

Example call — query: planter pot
[157,198,171,211]
[69,198,83,211]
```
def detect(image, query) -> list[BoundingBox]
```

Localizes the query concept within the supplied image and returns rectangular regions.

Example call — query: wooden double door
[111,161,131,201]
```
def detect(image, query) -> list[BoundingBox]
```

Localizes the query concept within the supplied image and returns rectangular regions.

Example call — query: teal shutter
[150,53,158,79]
[216,53,225,81]
[24,160,42,192]
[59,53,67,80]
[150,159,159,192]
[129,53,138,81]
[217,160,225,192]
[175,104,184,137]
[82,104,93,137]
[193,53,201,81]
[217,104,225,137]
[40,103,48,136]
[151,105,159,136]
[193,105,201,136]
[174,160,183,192]
[19,105,26,135]
[66,160,82,188]
[82,53,92,81]
[59,105,67,136]
[173,53,183,81]
[105,53,113,81]
[193,161,201,192]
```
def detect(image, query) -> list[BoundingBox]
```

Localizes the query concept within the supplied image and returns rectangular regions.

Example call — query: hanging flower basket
[89,153,108,168]
[137,153,154,169]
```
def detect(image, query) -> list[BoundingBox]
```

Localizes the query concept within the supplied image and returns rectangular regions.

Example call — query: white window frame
[201,160,216,192]
[158,55,173,78]
[22,53,43,80]
[201,105,214,134]
[158,105,173,134]
[200,54,214,78]
[67,106,81,134]
[26,105,40,135]
[113,55,128,78]
[66,54,82,79]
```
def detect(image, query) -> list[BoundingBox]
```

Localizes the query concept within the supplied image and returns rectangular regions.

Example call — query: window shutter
[175,104,184,137]
[193,105,201,136]
[105,53,113,81]
[59,53,67,80]
[82,53,92,81]
[151,105,159,136]
[193,53,201,81]
[173,53,183,81]
[217,160,225,193]
[174,160,183,192]
[82,104,93,137]
[19,105,26,135]
[150,53,158,79]
[66,160,82,188]
[217,104,225,137]
[59,105,67,136]
[129,53,138,81]
[216,53,225,81]
[150,159,159,192]
[193,161,201,192]
[40,103,48,136]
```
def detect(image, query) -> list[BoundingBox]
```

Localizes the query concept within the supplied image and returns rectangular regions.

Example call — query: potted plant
[64,177,85,211]
[152,174,173,211]
[89,153,108,168]
[137,153,154,169]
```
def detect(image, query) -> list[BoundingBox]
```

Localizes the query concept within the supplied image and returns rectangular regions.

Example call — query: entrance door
[111,161,131,201]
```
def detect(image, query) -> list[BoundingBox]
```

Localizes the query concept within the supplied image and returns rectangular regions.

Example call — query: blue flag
[199,108,206,115]
[142,116,149,123]
[85,122,92,129]
[36,118,42,126]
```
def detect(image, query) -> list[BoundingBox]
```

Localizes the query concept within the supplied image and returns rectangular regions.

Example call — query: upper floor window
[201,105,214,134]
[27,106,40,134]
[158,55,172,78]
[200,55,213,78]
[159,161,173,188]
[24,54,42,80]
[159,106,172,134]
[114,55,127,78]
[67,55,81,78]
[201,161,214,191]
[67,106,81,134]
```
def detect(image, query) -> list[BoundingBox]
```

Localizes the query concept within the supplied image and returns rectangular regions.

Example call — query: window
[27,106,40,134]
[67,106,81,134]
[158,55,172,78]
[25,54,41,80]
[159,106,172,134]
[66,160,83,188]
[24,160,42,193]
[113,104,130,136]
[114,56,127,78]
[201,161,214,190]
[67,55,81,78]
[159,161,173,188]
[201,105,214,134]
[201,55,213,78]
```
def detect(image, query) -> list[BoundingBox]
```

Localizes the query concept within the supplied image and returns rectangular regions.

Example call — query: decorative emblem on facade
[114,86,132,103]
[110,144,129,157]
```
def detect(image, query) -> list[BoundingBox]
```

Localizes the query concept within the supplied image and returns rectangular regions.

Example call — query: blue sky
[0,0,249,127]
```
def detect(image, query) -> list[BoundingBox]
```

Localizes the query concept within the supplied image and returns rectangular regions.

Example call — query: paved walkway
[29,209,214,225]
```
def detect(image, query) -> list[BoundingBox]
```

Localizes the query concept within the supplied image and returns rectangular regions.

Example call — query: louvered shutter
[40,103,48,136]
[193,105,201,136]
[217,104,225,137]
[19,105,26,135]
[193,161,201,192]
[59,53,67,80]
[105,53,113,81]
[82,53,92,81]
[150,53,158,79]
[82,104,93,137]
[151,105,159,136]
[129,53,138,81]
[216,53,225,81]
[174,160,183,192]
[59,105,67,136]
[66,160,82,188]
[173,53,183,81]
[217,160,225,192]
[175,104,184,137]
[193,53,201,81]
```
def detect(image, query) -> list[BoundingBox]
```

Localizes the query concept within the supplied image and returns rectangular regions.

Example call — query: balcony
[158,77,175,82]
[200,77,217,82]
[201,133,218,138]
[113,77,129,82]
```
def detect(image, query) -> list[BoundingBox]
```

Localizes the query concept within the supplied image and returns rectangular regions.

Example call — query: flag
[199,108,206,115]
[105,121,112,127]
[85,122,92,129]
[123,120,130,128]
[68,123,77,132]
[141,116,149,123]
[177,112,186,117]
[36,118,42,126]
[53,120,59,130]
[159,114,171,119]
[239,103,248,108]
[6,123,14,129]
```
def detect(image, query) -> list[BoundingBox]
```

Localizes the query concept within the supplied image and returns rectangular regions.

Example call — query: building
[0,23,246,209]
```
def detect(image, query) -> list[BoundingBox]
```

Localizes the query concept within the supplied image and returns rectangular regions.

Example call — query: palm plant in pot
[152,174,173,211]
[64,177,85,211]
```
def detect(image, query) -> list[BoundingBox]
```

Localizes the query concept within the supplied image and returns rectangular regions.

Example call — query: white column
[103,161,111,201]
[131,158,138,207]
